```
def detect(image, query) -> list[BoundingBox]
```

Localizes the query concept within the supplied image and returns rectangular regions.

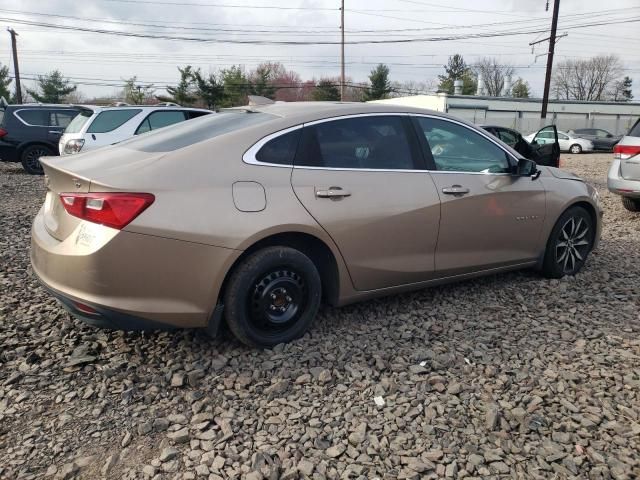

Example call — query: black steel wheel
[223,246,321,347]
[542,206,595,278]
[21,145,52,175]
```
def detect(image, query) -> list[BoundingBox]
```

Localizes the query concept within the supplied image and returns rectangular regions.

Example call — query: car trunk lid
[40,157,92,241]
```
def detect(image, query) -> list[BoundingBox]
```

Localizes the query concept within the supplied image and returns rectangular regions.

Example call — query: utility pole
[540,0,559,119]
[7,28,22,103]
[340,0,345,101]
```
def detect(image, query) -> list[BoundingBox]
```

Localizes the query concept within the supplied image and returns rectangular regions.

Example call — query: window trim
[13,108,78,127]
[242,112,520,175]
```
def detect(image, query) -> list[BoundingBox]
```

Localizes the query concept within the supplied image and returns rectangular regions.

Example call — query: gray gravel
[1,153,639,480]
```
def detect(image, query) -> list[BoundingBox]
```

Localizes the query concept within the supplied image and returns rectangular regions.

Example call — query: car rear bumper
[608,159,640,198]
[0,142,19,162]
[31,207,241,330]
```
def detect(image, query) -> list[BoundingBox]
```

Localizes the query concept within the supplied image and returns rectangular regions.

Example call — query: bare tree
[552,55,623,101]
[389,79,436,97]
[473,58,515,96]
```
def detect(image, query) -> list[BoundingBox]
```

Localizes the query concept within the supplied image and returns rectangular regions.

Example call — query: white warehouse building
[373,93,640,136]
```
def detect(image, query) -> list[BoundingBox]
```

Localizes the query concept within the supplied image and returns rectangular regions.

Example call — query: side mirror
[607,133,613,138]
[516,158,539,178]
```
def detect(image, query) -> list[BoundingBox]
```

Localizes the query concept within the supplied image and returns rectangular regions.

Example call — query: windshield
[120,111,277,153]
[65,109,93,133]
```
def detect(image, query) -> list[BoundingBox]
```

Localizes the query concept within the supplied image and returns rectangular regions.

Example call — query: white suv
[59,105,212,155]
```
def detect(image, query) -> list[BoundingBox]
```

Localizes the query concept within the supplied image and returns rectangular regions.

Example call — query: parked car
[524,129,594,154]
[59,105,212,156]
[568,128,621,152]
[0,103,82,174]
[480,125,560,167]
[31,103,602,347]
[608,118,640,212]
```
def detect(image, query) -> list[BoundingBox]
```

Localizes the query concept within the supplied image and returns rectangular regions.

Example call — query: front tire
[21,145,52,175]
[569,144,582,154]
[223,246,321,348]
[542,206,595,278]
[622,197,640,212]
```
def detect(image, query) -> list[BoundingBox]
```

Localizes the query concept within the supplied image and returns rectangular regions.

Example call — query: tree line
[0,53,632,107]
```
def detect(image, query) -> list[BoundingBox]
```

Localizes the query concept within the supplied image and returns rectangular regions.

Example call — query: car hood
[546,166,584,182]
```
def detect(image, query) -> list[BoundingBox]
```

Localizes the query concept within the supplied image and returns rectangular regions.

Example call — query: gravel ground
[1,153,639,480]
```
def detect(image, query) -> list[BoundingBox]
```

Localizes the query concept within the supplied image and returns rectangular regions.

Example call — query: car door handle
[49,130,62,135]
[316,187,351,198]
[442,185,470,195]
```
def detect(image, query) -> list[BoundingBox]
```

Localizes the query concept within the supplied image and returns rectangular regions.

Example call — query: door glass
[149,111,187,130]
[297,116,415,170]
[414,117,510,173]
[88,109,142,133]
[497,129,518,146]
[559,133,569,140]
[50,110,78,128]
[16,109,47,126]
[595,130,608,138]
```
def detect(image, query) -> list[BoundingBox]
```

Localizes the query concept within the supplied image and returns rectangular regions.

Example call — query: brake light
[59,193,154,230]
[613,144,640,160]
[0,128,7,137]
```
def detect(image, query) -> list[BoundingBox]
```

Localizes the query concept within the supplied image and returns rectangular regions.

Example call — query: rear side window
[65,110,93,133]
[15,109,46,126]
[497,129,518,146]
[297,116,416,170]
[88,109,142,133]
[255,129,300,165]
[186,111,210,120]
[136,111,187,135]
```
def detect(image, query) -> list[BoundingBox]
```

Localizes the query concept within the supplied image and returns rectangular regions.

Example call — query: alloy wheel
[555,216,591,274]
[24,148,47,173]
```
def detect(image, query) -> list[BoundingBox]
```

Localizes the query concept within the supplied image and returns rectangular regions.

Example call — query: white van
[59,105,212,155]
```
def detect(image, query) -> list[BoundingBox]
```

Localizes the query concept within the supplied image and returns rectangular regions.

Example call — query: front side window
[296,116,415,170]
[88,109,142,133]
[414,117,511,173]
[255,129,300,165]
[595,130,609,138]
[497,129,518,146]
[136,111,187,134]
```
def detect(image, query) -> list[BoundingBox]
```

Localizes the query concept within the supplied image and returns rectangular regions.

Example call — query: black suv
[0,104,82,174]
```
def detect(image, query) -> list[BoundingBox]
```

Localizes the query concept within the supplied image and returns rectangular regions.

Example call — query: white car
[59,105,212,155]
[524,129,594,154]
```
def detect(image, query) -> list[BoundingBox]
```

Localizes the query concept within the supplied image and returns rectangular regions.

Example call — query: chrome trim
[242,111,519,176]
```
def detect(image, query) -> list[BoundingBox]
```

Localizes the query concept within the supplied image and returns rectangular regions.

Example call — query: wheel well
[18,142,56,159]
[569,201,597,228]
[219,232,341,307]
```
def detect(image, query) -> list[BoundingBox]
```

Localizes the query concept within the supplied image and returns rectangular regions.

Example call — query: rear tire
[569,144,582,154]
[21,145,52,175]
[223,246,321,348]
[542,206,595,278]
[622,197,640,212]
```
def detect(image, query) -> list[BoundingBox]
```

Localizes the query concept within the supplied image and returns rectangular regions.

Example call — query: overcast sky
[1,0,638,100]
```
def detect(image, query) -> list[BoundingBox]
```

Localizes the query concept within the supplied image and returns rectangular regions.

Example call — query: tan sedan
[31,102,602,347]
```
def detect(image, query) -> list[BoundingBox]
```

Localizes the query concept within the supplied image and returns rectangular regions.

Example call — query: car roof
[479,125,517,131]
[243,101,454,124]
[7,104,85,109]
[76,105,211,114]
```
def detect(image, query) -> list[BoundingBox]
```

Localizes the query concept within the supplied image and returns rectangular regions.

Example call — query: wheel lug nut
[286,296,292,302]
[270,305,276,310]
[270,293,276,300]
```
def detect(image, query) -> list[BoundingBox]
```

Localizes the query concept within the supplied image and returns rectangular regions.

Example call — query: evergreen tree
[0,64,12,102]
[193,70,225,110]
[437,54,477,95]
[26,70,76,103]
[166,66,197,106]
[123,76,155,104]
[364,64,392,101]
[312,79,340,101]
[511,78,530,98]
[221,65,250,107]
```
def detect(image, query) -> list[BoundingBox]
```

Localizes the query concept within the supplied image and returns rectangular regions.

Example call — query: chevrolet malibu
[31,103,602,347]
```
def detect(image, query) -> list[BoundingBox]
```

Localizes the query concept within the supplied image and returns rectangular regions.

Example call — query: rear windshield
[88,109,142,133]
[629,119,640,137]
[65,109,93,133]
[120,111,276,153]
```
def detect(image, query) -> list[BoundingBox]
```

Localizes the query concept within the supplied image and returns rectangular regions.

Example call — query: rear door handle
[442,185,470,195]
[49,130,62,135]
[316,186,351,198]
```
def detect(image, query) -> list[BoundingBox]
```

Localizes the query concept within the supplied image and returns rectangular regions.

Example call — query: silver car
[608,119,640,212]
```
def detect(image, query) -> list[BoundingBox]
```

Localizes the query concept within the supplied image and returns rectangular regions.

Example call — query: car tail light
[59,192,154,230]
[613,144,640,160]
[0,128,7,137]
